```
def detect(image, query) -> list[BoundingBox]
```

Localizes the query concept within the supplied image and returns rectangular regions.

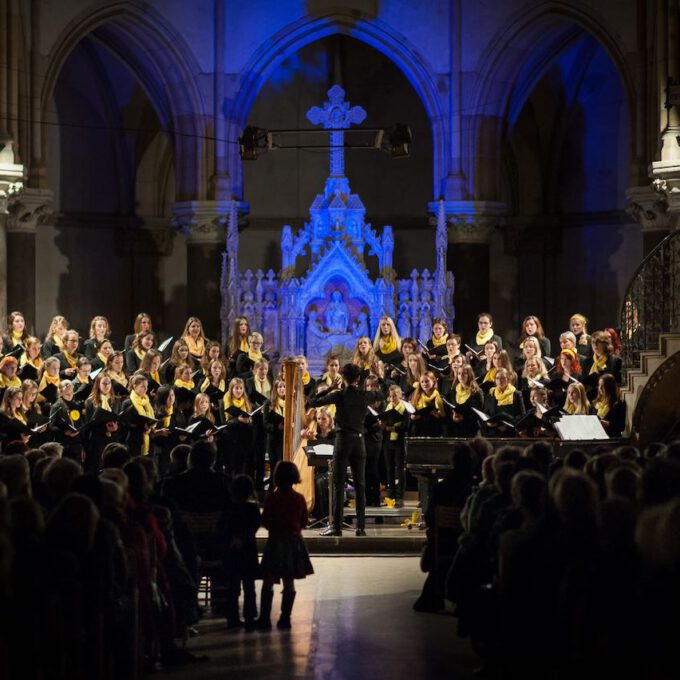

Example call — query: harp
[281,359,315,511]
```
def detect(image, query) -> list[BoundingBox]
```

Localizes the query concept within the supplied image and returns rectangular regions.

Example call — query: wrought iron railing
[620,229,680,376]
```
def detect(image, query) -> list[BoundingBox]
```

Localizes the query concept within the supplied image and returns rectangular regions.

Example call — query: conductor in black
[309,362,371,536]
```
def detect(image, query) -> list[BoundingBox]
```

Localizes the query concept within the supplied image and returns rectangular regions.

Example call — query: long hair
[182,316,206,341]
[169,339,194,369]
[521,336,543,359]
[594,373,620,407]
[132,312,153,335]
[88,315,111,340]
[228,316,251,357]
[90,373,115,408]
[372,316,401,352]
[405,352,426,386]
[454,364,481,395]
[556,348,582,376]
[193,393,215,424]
[565,382,590,415]
[5,311,30,343]
[522,357,548,380]
[46,315,68,341]
[410,370,439,406]
[139,349,162,374]
[225,377,252,411]
[351,336,375,368]
[269,378,285,413]
[519,315,546,342]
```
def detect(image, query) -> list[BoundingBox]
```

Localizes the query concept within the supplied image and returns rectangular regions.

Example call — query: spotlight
[239,126,270,161]
[381,124,413,158]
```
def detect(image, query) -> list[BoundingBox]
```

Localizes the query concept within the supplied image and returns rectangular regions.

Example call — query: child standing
[221,474,261,631]
[257,461,314,630]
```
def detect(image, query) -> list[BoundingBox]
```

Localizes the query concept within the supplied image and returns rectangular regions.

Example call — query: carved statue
[325,290,350,333]
[306,309,333,356]
[353,310,370,338]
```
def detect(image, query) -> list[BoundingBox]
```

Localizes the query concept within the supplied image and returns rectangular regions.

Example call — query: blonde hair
[565,382,590,415]
[88,316,111,340]
[372,316,401,352]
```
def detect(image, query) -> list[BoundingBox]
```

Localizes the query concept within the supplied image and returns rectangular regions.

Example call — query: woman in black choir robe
[153,385,182,476]
[18,336,43,382]
[227,316,252,378]
[513,336,547,374]
[246,358,271,492]
[188,393,217,443]
[89,338,114,374]
[139,349,163,398]
[105,351,130,397]
[264,379,286,480]
[182,316,208,364]
[482,368,525,436]
[49,380,84,462]
[21,379,49,448]
[467,312,504,360]
[474,340,500,385]
[387,336,417,382]
[351,336,375,385]
[448,365,483,438]
[409,371,446,438]
[378,386,408,505]
[54,330,81,380]
[593,373,627,438]
[364,375,385,507]
[125,330,156,375]
[82,315,111,360]
[221,377,255,477]
[518,356,549,410]
[83,373,121,473]
[199,358,228,420]
[295,354,317,400]
[194,340,225,387]
[41,315,68,358]
[0,356,22,398]
[0,387,32,449]
[569,313,592,358]
[519,315,551,359]
[235,332,269,380]
[304,406,336,518]
[548,348,582,407]
[399,352,426,400]
[124,312,153,352]
[164,339,194,385]
[121,374,156,458]
[2,310,30,357]
[581,330,623,398]
[36,356,61,414]
[373,316,402,366]
[563,382,595,416]
[424,317,451,361]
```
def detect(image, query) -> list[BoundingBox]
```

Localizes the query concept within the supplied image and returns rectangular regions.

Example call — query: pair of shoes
[319,527,342,537]
[355,529,367,536]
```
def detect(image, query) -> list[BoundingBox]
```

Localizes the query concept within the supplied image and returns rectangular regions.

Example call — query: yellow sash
[476,329,494,346]
[590,355,607,375]
[455,383,471,404]
[596,400,610,419]
[385,401,406,441]
[380,335,398,355]
[130,391,155,455]
[492,384,516,407]
[432,333,448,348]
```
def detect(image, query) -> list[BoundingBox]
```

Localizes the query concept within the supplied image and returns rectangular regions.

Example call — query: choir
[0,310,627,502]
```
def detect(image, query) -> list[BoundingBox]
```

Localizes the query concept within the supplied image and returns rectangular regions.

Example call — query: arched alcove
[240,34,433,276]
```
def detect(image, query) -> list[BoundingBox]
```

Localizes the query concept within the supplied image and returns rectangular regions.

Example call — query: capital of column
[0,139,25,215]
[114,217,176,257]
[428,200,506,244]
[7,187,54,233]
[650,160,680,224]
[626,185,669,232]
[171,200,249,244]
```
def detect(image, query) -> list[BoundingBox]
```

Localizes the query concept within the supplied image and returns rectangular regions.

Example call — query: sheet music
[553,415,609,441]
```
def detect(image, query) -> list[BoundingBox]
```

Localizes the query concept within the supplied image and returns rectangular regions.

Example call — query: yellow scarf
[492,384,516,407]
[38,372,60,392]
[240,338,249,352]
[483,367,497,384]
[248,349,262,363]
[109,371,127,387]
[53,334,64,349]
[1,375,21,389]
[21,355,43,371]
[590,354,607,375]
[160,404,174,428]
[130,391,155,455]
[565,402,576,415]
[275,397,285,416]
[185,336,205,357]
[151,370,160,385]
[254,375,271,398]
[476,329,494,346]
[416,390,444,415]
[224,394,247,420]
[12,410,27,425]
[201,377,226,393]
[380,335,398,355]
[174,378,195,390]
[385,401,406,441]
[97,352,108,365]
[63,352,77,368]
[11,331,23,343]
[432,333,448,348]
[455,383,471,404]
[134,348,145,362]
[596,400,610,419]
[302,370,311,385]
[100,395,111,412]
[76,374,89,384]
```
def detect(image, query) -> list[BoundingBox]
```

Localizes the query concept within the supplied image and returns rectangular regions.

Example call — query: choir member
[265,379,286,475]
[189,393,217,442]
[124,312,153,351]
[373,316,402,365]
[581,330,622,398]
[235,332,268,380]
[483,367,525,433]
[0,356,21,392]
[513,336,546,374]
[380,385,408,505]
[139,349,163,397]
[182,316,208,363]
[164,339,194,385]
[82,316,111,359]
[351,336,375,381]
[125,330,156,374]
[563,382,594,415]
[105,352,129,396]
[153,385,180,476]
[21,379,48,447]
[559,331,587,363]
[19,337,43,382]
[295,355,316,398]
[448,364,483,438]
[42,315,68,357]
[37,357,61,411]
[83,373,121,472]
[222,377,254,477]
[245,358,270,493]
[90,338,114,373]
[400,352,426,399]
[474,340,500,385]
[2,311,30,356]
[593,373,626,437]
[54,330,81,379]
[569,313,592,357]
[519,315,551,358]
[409,371,445,437]
[49,380,84,462]
[468,312,503,358]
[0,387,30,447]
[424,317,450,360]
[122,373,156,457]
[227,316,251,375]
[196,340,226,386]
[519,356,549,409]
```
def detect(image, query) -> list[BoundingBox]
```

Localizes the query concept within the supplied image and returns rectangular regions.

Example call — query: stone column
[6,187,53,324]
[650,160,680,232]
[626,185,671,254]
[172,200,246,339]
[429,200,505,337]
[0,137,24,322]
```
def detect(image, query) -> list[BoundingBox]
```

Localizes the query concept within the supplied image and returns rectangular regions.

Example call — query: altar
[221,86,455,371]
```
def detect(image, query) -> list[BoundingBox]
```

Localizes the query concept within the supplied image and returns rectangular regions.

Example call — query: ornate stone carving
[114,218,176,256]
[650,160,680,225]
[7,188,54,233]
[429,200,506,244]
[172,200,246,244]
[0,138,24,214]
[626,185,670,232]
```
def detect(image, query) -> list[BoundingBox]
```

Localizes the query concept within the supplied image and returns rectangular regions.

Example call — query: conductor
[309,362,372,536]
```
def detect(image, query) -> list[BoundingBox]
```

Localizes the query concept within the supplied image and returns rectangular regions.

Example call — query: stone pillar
[6,187,53,324]
[650,160,680,232]
[172,200,246,339]
[0,137,24,322]
[429,201,505,337]
[626,185,671,255]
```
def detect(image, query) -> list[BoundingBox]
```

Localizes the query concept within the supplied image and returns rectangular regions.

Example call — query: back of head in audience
[232,474,256,502]
[169,444,191,474]
[0,455,31,499]
[43,458,82,504]
[188,440,216,471]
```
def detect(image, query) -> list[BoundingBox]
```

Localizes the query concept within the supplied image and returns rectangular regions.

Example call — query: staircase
[620,230,680,445]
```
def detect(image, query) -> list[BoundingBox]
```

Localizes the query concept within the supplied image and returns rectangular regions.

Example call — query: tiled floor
[169,556,477,679]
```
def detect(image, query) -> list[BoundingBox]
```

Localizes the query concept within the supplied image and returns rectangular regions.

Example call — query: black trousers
[383,438,405,500]
[333,431,366,531]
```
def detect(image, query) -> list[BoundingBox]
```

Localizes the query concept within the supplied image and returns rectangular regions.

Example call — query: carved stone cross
[307,85,367,179]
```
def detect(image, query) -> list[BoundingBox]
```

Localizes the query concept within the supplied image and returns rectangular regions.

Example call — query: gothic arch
[41,1,208,200]
[468,1,636,200]
[226,13,447,200]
